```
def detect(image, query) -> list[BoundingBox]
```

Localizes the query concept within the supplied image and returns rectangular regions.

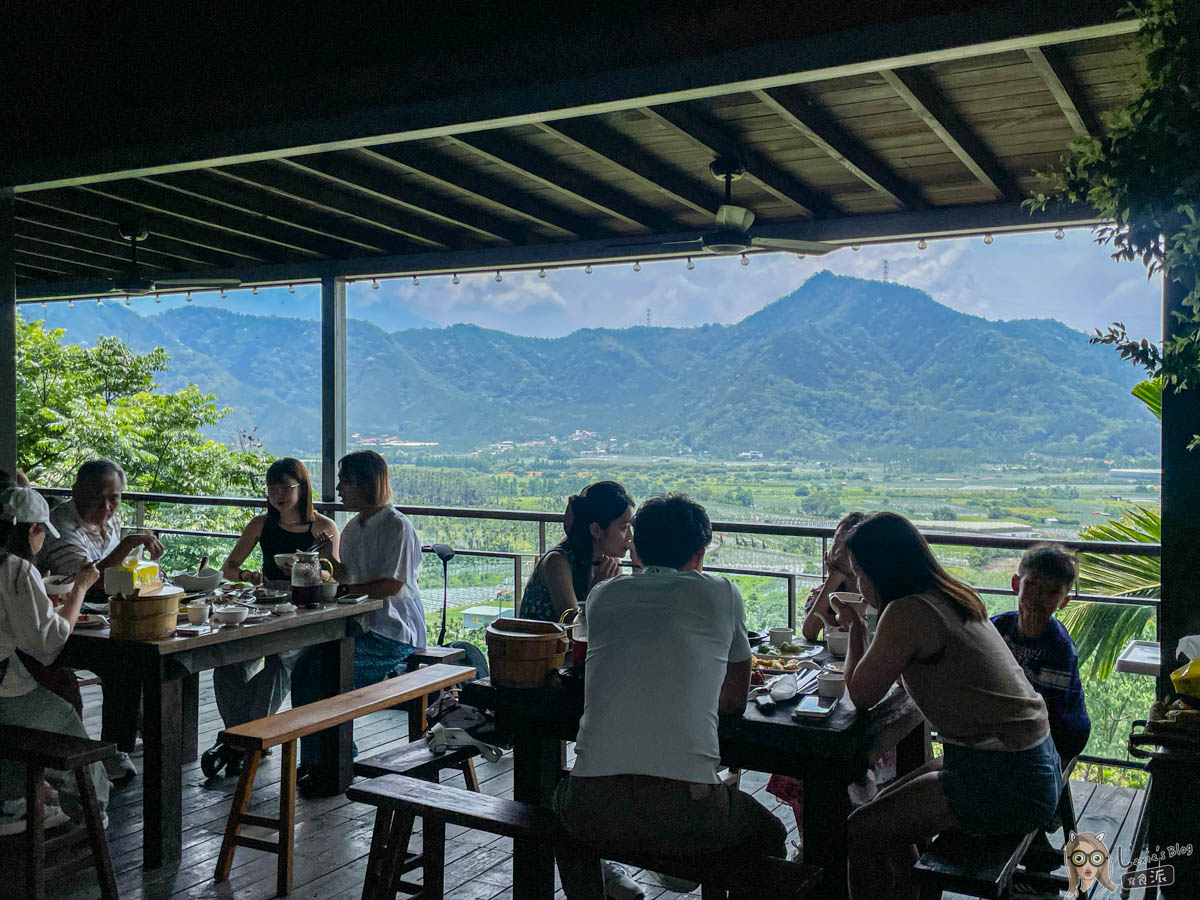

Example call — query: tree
[16,314,273,568]
[1029,0,1200,436]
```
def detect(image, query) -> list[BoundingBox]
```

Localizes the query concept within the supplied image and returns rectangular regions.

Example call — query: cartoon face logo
[1064,831,1117,895]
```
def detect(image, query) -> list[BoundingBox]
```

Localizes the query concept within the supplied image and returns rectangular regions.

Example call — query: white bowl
[769,626,795,646]
[830,591,865,610]
[185,603,210,625]
[817,671,845,698]
[274,553,296,571]
[44,575,75,596]
[825,628,850,657]
[172,568,221,593]
[213,605,249,625]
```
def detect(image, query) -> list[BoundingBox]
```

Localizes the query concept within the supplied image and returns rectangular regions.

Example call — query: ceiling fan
[614,159,839,257]
[105,223,243,295]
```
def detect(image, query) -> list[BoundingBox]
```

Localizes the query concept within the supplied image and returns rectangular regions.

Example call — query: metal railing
[39,487,1161,774]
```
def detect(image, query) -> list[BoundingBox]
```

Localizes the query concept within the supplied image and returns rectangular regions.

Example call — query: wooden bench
[214,663,475,897]
[348,773,822,900]
[912,757,1078,899]
[0,725,117,900]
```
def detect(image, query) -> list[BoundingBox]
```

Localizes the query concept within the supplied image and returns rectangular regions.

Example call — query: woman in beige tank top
[832,513,1063,900]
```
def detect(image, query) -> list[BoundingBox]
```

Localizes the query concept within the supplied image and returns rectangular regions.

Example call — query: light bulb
[155,294,161,303]
[740,253,749,266]
[124,296,131,306]
[185,291,192,302]
[40,301,47,309]
[795,253,805,260]
[68,300,74,309]
[538,268,547,278]
[633,260,641,272]
[585,264,593,275]
[219,288,226,299]
[252,286,259,295]
[983,233,994,245]
[452,273,460,285]
[851,243,861,251]
[371,279,379,290]
[495,270,502,282]
[412,275,419,286]
[96,298,102,307]
[1055,227,1065,240]
[288,283,296,294]
[917,238,928,250]
[686,257,694,270]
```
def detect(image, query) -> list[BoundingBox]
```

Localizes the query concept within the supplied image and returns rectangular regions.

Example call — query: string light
[452,273,460,285]
[795,253,805,260]
[585,264,593,275]
[68,300,74,309]
[983,233,994,245]
[494,270,502,282]
[124,296,131,306]
[155,294,161,303]
[288,283,296,294]
[686,257,694,270]
[371,279,379,290]
[740,253,749,267]
[538,268,547,279]
[917,238,928,250]
[633,260,641,272]
[40,301,47,309]
[96,297,102,307]
[251,286,259,295]
[851,243,861,251]
[1054,227,1065,240]
[219,288,227,299]
[412,275,419,286]
[185,291,192,302]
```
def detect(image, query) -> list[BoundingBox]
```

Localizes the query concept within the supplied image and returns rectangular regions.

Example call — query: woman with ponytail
[519,481,634,622]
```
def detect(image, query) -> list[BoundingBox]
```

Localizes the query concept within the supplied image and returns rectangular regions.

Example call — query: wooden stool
[0,725,117,900]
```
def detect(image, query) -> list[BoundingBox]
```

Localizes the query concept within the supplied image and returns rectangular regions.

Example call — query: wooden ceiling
[5,2,1142,300]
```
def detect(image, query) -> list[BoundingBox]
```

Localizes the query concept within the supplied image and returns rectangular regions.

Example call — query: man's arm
[718,658,751,716]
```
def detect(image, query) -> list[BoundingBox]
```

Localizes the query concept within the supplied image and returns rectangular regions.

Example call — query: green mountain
[33,272,1153,458]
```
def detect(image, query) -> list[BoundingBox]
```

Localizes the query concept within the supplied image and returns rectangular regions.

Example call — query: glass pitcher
[291,550,328,608]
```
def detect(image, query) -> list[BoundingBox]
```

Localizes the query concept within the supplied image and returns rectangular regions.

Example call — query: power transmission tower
[646,307,652,327]
[883,260,889,282]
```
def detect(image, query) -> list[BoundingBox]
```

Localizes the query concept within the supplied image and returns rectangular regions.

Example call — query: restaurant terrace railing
[39,487,1161,776]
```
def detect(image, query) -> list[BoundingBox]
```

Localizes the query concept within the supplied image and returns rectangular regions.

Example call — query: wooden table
[58,599,382,869]
[461,654,928,900]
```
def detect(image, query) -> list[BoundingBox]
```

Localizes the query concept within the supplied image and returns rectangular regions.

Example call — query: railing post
[513,555,523,612]
[320,271,347,515]
[538,521,547,556]
[787,574,797,630]
[820,536,828,578]
[135,500,145,530]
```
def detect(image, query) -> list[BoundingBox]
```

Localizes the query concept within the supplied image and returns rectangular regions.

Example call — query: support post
[1159,268,1200,697]
[1,189,16,477]
[320,272,347,505]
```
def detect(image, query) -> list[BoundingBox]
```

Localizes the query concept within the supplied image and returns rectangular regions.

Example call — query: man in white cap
[0,486,110,835]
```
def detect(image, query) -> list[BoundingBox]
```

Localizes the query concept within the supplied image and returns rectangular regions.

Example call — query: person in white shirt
[0,487,111,835]
[37,459,163,786]
[554,494,786,897]
[289,450,425,795]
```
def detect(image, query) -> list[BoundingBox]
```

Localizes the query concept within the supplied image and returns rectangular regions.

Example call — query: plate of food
[754,641,820,660]
[75,614,108,629]
[751,653,812,673]
[252,588,289,603]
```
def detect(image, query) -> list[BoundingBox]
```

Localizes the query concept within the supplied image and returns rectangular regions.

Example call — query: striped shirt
[37,501,121,576]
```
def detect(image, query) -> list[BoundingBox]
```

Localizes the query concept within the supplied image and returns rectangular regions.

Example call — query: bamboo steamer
[485,618,568,688]
[109,584,185,640]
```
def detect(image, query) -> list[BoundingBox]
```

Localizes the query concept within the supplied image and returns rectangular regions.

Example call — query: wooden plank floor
[39,673,1144,899]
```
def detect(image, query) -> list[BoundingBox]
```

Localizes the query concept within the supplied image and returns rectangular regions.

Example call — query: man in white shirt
[554,494,786,897]
[37,459,163,786]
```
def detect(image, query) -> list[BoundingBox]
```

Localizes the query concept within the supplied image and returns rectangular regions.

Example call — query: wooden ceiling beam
[19,193,273,264]
[15,237,131,275]
[535,119,719,217]
[274,155,521,246]
[881,68,1024,203]
[641,104,839,218]
[1025,46,1101,138]
[15,219,189,270]
[15,259,79,278]
[752,87,928,211]
[449,132,680,232]
[363,145,610,239]
[143,171,413,256]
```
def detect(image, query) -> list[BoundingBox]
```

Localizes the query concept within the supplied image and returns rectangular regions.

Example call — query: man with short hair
[554,494,786,898]
[38,459,163,785]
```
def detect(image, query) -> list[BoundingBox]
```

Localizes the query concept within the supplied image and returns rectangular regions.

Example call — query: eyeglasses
[267,482,301,495]
[1070,850,1107,867]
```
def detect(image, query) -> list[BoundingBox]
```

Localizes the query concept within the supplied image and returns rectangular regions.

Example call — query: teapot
[291,550,334,608]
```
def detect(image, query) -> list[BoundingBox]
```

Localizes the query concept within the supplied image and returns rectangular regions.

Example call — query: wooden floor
[38,673,1144,900]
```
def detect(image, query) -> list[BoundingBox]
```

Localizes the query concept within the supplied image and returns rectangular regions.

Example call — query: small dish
[213,605,249,625]
[273,553,295,571]
[74,614,108,629]
[271,602,298,615]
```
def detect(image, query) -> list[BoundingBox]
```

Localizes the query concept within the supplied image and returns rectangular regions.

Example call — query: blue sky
[145,227,1163,341]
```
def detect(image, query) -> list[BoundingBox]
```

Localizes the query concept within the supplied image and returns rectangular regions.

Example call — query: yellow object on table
[103,557,160,596]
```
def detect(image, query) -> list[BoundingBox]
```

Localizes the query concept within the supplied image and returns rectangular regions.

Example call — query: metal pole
[320,272,347,509]
[513,555,523,612]
[0,190,16,476]
[787,574,797,629]
[1158,266,1200,697]
[538,521,547,556]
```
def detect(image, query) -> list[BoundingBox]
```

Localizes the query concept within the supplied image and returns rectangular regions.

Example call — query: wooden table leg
[315,635,355,792]
[25,763,45,900]
[181,672,200,763]
[803,777,852,900]
[510,732,561,900]
[142,668,183,869]
[423,816,446,897]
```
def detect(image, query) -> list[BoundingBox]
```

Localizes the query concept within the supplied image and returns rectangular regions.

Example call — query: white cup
[825,628,850,657]
[185,602,210,625]
[830,591,865,610]
[769,626,795,646]
[817,671,845,698]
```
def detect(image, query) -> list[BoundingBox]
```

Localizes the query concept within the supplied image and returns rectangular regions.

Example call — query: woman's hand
[238,568,265,586]
[591,555,620,586]
[830,593,866,637]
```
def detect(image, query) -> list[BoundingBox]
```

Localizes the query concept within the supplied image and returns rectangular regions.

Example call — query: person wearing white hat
[0,487,111,835]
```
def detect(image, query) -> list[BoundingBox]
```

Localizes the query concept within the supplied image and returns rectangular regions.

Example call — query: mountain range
[32,272,1154,458]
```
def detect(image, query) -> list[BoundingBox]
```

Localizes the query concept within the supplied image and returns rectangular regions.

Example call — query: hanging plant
[1028,0,1200,435]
